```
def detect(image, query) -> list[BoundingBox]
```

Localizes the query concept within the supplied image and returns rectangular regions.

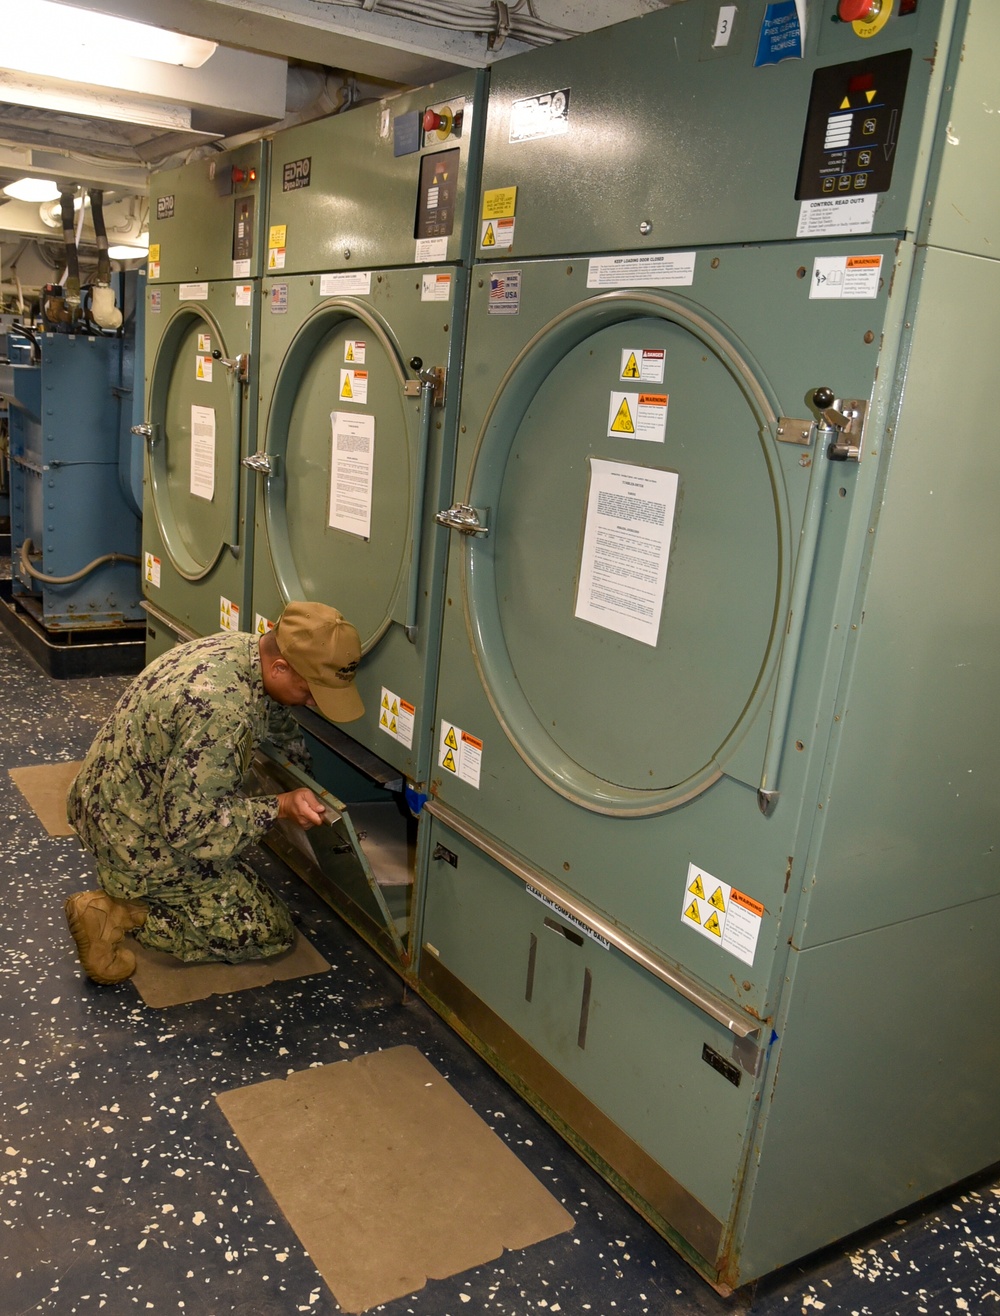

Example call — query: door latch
[812,387,867,462]
[242,451,280,476]
[434,503,489,536]
[130,421,158,444]
[212,349,250,386]
[403,358,446,407]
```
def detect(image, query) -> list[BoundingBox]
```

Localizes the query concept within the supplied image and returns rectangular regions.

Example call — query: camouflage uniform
[67,632,295,964]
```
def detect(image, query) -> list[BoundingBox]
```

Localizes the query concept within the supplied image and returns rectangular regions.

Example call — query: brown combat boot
[64,890,148,984]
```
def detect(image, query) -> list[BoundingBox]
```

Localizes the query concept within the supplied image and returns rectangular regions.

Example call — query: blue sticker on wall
[755,0,805,67]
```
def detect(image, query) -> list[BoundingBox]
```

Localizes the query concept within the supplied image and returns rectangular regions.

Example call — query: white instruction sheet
[190,405,216,501]
[329,411,374,539]
[574,458,678,646]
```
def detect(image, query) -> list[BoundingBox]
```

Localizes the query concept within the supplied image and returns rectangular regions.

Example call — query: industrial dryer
[247,76,486,964]
[139,143,267,660]
[418,0,1000,1289]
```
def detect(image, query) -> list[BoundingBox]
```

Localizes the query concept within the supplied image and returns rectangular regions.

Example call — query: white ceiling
[0,0,672,246]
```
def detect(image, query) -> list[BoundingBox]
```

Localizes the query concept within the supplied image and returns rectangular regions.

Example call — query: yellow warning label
[341,375,353,399]
[444,726,459,752]
[391,699,399,715]
[482,187,517,219]
[610,398,635,434]
[389,717,398,734]
[684,901,701,925]
[380,711,389,727]
[381,693,390,709]
[148,244,160,262]
[197,358,206,378]
[442,748,457,773]
[346,343,354,361]
[709,886,726,912]
[621,352,640,379]
[704,911,722,937]
[482,222,496,247]
[688,873,706,900]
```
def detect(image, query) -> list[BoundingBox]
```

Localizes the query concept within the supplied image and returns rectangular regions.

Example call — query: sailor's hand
[277,787,326,829]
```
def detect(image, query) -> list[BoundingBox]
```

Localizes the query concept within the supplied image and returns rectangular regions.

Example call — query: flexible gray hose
[19,537,140,585]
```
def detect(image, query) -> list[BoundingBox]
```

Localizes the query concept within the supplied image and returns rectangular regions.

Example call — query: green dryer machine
[249,75,486,965]
[418,0,1000,1290]
[138,144,267,660]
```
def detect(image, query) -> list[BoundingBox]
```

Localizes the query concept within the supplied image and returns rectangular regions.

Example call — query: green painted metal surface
[415,0,999,1290]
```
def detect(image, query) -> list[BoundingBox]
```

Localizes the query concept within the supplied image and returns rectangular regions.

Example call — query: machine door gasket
[461,289,791,818]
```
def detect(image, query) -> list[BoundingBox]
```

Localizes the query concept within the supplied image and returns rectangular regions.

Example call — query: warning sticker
[269,225,287,249]
[620,348,665,383]
[196,354,213,383]
[481,217,515,249]
[421,273,452,302]
[254,613,275,635]
[148,261,161,281]
[267,247,286,271]
[587,252,695,289]
[235,284,252,307]
[681,862,764,967]
[144,552,161,588]
[379,687,415,750]
[339,369,369,404]
[810,254,883,300]
[179,283,209,301]
[438,721,482,788]
[607,391,668,443]
[219,597,240,632]
[344,340,366,365]
[197,333,212,353]
[482,187,517,219]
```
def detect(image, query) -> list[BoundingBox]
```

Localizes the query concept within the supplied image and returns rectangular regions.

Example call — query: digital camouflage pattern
[67,632,295,963]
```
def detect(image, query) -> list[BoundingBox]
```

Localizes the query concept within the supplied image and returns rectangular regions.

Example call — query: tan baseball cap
[273,601,364,723]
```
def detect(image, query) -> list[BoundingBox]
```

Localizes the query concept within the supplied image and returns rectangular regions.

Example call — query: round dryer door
[262,302,413,653]
[462,292,791,816]
[148,306,242,580]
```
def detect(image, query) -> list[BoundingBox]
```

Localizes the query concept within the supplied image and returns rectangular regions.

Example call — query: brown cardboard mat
[129,930,330,1008]
[8,761,82,836]
[216,1046,575,1312]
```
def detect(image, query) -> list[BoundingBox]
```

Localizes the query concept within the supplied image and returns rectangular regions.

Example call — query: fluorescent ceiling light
[108,244,148,260]
[3,177,61,202]
[6,2,217,71]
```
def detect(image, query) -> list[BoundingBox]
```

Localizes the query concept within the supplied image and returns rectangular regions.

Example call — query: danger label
[339,369,369,404]
[620,348,665,383]
[481,217,515,249]
[196,354,213,383]
[681,862,763,967]
[344,340,366,364]
[438,721,482,788]
[379,687,415,750]
[219,597,240,632]
[144,553,161,588]
[607,391,669,443]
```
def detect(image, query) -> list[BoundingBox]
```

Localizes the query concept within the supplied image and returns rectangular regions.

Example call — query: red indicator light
[248,169,257,182]
[837,0,880,20]
[849,73,875,94]
[899,0,918,12]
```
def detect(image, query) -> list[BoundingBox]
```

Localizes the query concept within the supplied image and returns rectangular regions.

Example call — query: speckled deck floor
[1,615,998,1316]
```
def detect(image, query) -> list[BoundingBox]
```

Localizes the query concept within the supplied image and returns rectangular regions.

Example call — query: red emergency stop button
[423,109,443,133]
[838,0,881,20]
[232,167,246,184]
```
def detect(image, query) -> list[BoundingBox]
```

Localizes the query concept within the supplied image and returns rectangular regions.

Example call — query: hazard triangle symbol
[444,726,459,751]
[346,344,354,361]
[622,352,640,379]
[482,222,496,247]
[684,901,701,925]
[709,886,726,912]
[610,398,635,433]
[442,748,457,772]
[704,911,722,937]
[688,873,706,900]
[341,374,353,399]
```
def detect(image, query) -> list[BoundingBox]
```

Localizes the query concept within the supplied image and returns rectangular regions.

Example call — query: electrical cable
[19,538,140,586]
